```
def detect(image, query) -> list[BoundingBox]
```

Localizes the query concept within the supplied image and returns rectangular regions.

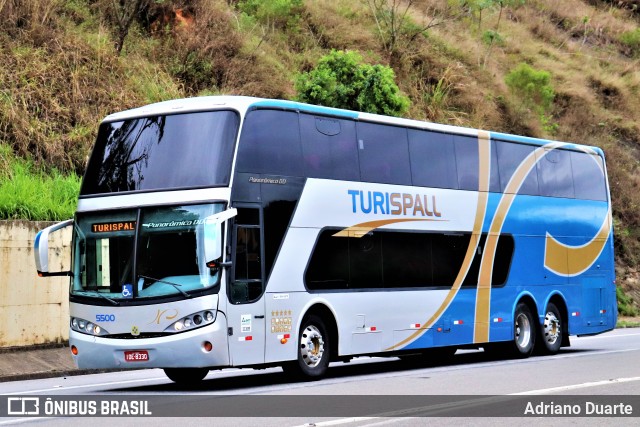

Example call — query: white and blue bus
[35,96,616,383]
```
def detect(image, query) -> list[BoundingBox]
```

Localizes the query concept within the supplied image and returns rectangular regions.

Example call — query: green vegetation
[617,319,640,328]
[505,63,557,132]
[296,50,410,116]
[0,145,80,221]
[619,28,640,57]
[617,286,639,317]
[1,0,640,313]
[505,63,555,113]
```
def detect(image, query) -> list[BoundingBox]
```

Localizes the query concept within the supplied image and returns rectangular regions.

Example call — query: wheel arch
[513,292,540,326]
[299,301,339,362]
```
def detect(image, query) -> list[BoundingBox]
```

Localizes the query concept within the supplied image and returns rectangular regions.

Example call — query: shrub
[236,0,303,31]
[620,28,640,57]
[617,286,639,317]
[295,50,410,116]
[505,63,555,113]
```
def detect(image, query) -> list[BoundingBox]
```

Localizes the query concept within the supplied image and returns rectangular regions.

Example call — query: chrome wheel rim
[543,311,561,346]
[515,312,532,350]
[300,325,325,368]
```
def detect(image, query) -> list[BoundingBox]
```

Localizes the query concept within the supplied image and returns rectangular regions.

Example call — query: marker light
[71,345,78,355]
[203,341,213,352]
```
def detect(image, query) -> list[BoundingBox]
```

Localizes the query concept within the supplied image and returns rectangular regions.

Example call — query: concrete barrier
[0,221,71,347]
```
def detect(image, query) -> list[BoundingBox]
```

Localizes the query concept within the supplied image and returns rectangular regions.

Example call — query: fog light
[71,345,78,356]
[203,341,213,352]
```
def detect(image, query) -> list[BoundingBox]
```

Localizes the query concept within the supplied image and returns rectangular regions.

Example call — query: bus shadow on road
[106,347,591,393]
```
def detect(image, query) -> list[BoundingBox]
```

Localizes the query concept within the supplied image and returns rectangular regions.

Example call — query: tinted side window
[305,230,349,290]
[299,114,359,181]
[454,135,479,191]
[350,233,383,288]
[357,122,411,185]
[570,151,607,201]
[381,232,434,287]
[432,233,471,285]
[536,148,574,198]
[408,130,458,189]
[495,141,539,195]
[236,110,303,176]
[305,230,514,290]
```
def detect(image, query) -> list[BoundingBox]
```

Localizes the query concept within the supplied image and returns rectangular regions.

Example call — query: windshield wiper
[138,274,191,298]
[81,290,119,306]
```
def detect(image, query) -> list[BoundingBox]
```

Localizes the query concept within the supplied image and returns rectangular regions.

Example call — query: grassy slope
[0,0,638,310]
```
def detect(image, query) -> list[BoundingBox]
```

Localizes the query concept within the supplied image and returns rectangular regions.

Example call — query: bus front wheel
[511,303,536,358]
[164,367,209,384]
[283,314,330,380]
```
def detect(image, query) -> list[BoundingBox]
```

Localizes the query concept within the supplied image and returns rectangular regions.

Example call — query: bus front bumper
[69,320,230,370]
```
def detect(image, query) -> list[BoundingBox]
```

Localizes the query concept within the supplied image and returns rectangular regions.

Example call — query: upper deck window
[81,110,239,195]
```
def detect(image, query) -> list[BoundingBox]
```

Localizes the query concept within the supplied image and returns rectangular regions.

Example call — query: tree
[295,50,410,117]
[97,0,148,55]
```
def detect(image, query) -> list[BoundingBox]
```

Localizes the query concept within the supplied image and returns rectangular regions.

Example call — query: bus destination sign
[92,221,136,233]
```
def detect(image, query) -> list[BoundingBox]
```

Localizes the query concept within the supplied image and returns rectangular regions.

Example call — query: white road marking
[510,375,640,395]
[292,418,378,427]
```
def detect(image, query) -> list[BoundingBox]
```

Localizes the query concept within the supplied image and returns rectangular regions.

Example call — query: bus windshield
[71,203,225,301]
[80,110,239,195]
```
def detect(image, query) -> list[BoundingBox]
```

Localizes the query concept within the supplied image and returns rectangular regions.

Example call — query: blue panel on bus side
[498,196,608,239]
[249,100,359,119]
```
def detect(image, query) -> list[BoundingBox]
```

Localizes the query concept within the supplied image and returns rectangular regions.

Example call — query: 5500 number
[96,314,116,322]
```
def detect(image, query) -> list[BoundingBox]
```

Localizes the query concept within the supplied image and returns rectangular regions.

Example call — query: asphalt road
[1,328,639,426]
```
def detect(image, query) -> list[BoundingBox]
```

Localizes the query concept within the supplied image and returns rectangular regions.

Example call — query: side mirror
[203,208,237,269]
[34,219,73,277]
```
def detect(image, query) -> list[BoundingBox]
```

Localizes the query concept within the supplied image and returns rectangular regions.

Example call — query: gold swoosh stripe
[473,142,611,342]
[544,208,611,276]
[333,218,447,238]
[385,130,492,350]
[473,143,559,342]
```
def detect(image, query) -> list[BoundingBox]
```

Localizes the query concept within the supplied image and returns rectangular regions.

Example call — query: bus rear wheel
[164,367,209,384]
[283,314,330,380]
[511,303,535,358]
[538,302,563,355]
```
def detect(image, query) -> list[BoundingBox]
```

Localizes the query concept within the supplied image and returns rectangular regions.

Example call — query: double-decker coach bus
[35,96,616,383]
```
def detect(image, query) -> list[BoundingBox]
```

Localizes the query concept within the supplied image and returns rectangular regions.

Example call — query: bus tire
[163,367,209,384]
[283,314,330,380]
[539,302,563,355]
[511,303,535,358]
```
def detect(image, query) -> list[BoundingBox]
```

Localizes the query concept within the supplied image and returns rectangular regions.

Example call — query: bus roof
[101,95,604,156]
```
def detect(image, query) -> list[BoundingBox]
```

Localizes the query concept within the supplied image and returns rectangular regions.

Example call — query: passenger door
[226,206,266,366]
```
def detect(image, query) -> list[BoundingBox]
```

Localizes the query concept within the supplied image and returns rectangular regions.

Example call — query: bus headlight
[164,310,217,333]
[70,317,109,336]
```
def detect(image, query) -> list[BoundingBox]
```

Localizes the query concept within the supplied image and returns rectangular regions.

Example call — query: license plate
[124,350,149,362]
